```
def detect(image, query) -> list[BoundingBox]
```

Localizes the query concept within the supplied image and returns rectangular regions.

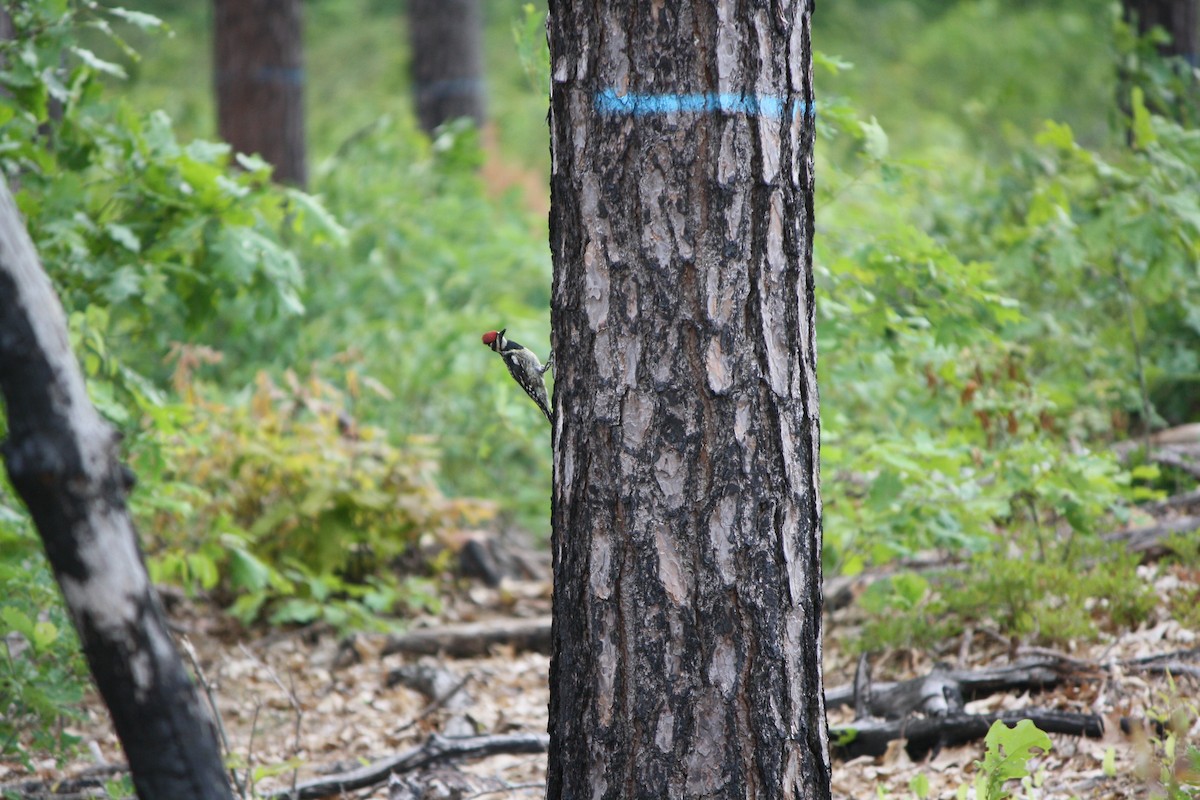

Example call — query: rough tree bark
[1124,0,1199,60]
[0,179,232,800]
[546,2,829,799]
[1120,0,1199,128]
[408,0,486,134]
[213,0,308,187]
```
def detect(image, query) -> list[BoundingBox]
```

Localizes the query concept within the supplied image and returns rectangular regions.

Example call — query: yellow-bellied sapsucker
[482,328,553,423]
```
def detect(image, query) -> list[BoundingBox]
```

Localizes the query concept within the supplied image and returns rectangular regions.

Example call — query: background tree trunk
[546,2,829,799]
[0,178,232,800]
[213,0,308,187]
[408,0,486,134]
[1119,0,1199,130]
[1124,0,1199,59]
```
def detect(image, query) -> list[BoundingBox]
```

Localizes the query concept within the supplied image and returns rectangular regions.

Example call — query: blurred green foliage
[815,0,1116,154]
[292,115,554,523]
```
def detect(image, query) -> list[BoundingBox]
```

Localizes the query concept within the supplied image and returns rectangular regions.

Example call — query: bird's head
[481,328,506,352]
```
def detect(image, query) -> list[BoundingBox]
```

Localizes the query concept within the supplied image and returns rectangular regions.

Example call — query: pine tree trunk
[1124,0,1199,59]
[213,0,308,187]
[1118,0,1200,132]
[546,2,830,799]
[409,0,486,135]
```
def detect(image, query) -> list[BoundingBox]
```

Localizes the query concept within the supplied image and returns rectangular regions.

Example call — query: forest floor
[3,560,1198,799]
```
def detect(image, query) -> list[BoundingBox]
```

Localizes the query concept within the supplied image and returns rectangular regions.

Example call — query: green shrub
[0,509,88,764]
[855,530,1156,651]
[139,362,479,627]
[947,99,1200,434]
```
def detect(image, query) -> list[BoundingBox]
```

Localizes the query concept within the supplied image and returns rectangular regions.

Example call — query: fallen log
[1112,425,1200,459]
[381,616,553,658]
[1148,449,1200,479]
[1102,515,1200,557]
[1120,646,1200,679]
[829,646,1200,718]
[0,766,126,800]
[1143,488,1200,514]
[831,708,1104,761]
[824,648,1198,761]
[826,657,1077,715]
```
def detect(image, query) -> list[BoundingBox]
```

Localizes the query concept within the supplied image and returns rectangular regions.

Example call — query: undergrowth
[856,532,1157,651]
[138,356,476,627]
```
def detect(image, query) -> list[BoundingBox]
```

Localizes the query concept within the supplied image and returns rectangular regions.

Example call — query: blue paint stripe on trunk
[594,89,814,119]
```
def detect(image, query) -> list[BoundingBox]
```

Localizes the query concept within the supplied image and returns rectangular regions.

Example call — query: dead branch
[1112,424,1200,459]
[381,617,553,658]
[826,657,1075,714]
[0,765,127,799]
[263,732,550,800]
[238,642,305,798]
[181,636,246,797]
[390,673,474,736]
[1147,449,1200,479]
[831,708,1104,761]
[1143,488,1200,514]
[828,648,1200,722]
[1102,515,1200,557]
[1120,646,1200,678]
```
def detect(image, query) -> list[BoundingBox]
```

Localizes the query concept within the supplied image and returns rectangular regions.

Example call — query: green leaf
[285,189,349,245]
[859,117,889,161]
[186,552,220,590]
[100,266,142,304]
[228,546,273,593]
[977,719,1053,799]
[184,138,231,165]
[228,593,268,624]
[841,553,865,577]
[1130,464,1160,481]
[814,50,854,75]
[142,110,180,157]
[234,152,272,176]
[868,469,904,508]
[891,572,929,608]
[269,598,322,625]
[1,606,34,639]
[41,67,69,104]
[31,621,59,652]
[1034,120,1074,150]
[106,7,166,30]
[69,47,127,79]
[252,757,305,781]
[1130,87,1156,149]
[831,727,858,747]
[106,223,140,253]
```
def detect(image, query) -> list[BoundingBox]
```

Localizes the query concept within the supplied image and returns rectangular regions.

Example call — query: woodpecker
[482,329,553,423]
